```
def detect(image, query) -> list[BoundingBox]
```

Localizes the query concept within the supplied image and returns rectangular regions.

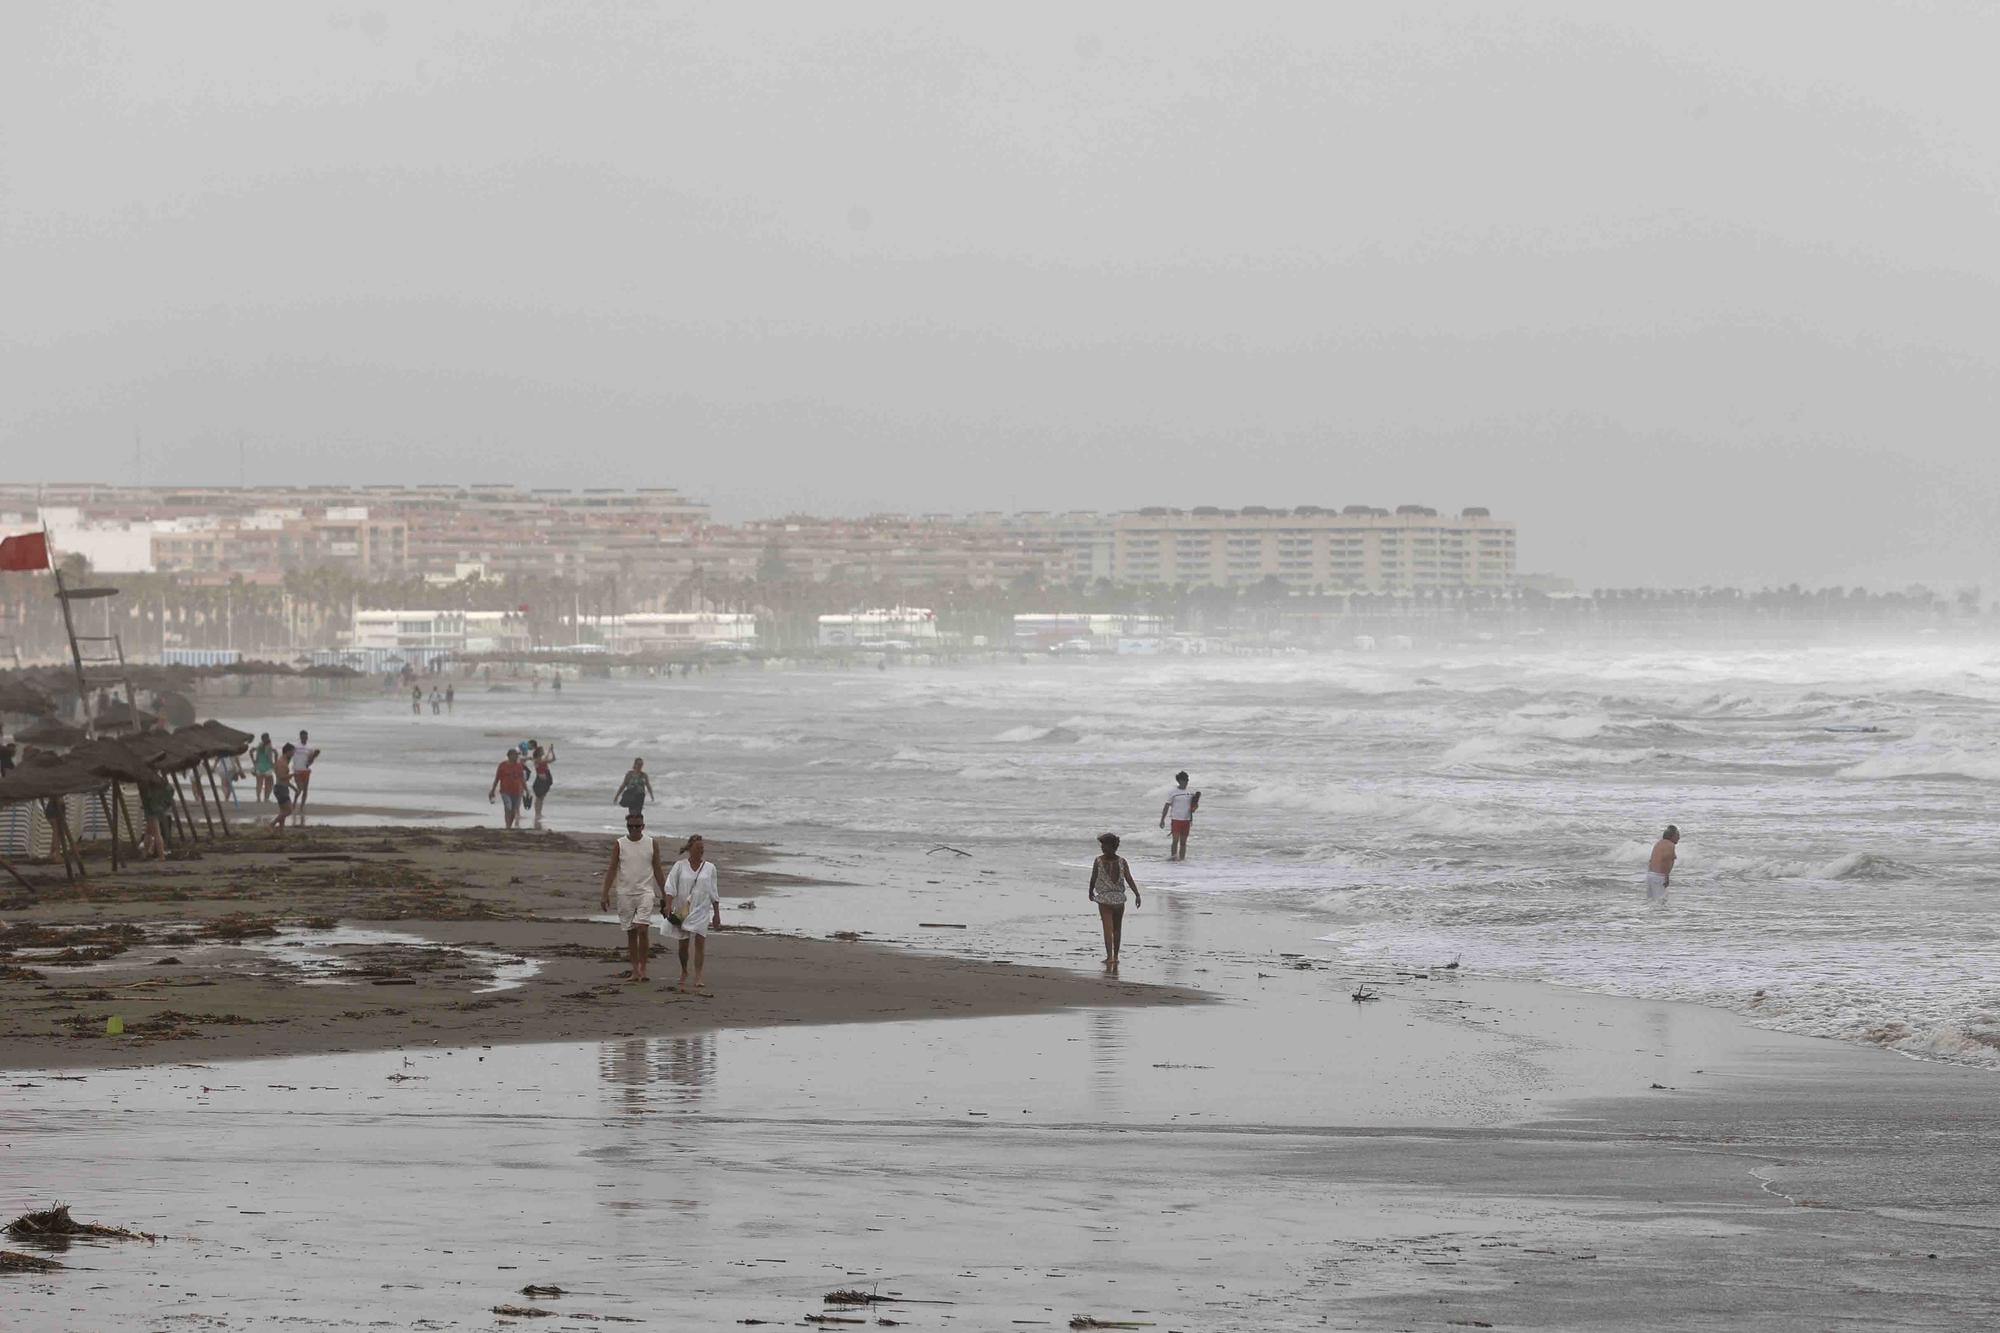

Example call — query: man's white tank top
[612,836,659,895]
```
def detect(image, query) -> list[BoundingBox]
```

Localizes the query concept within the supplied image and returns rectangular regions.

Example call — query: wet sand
[0,825,1200,1070]
[4,813,1998,1328]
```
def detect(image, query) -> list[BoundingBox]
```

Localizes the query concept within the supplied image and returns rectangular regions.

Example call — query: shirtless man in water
[1646,825,1679,901]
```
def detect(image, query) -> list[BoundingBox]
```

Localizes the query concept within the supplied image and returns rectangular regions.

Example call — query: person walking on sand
[445,683,455,712]
[138,775,174,858]
[429,687,443,715]
[601,811,666,982]
[529,743,556,830]
[1088,832,1142,967]
[663,834,723,992]
[270,743,296,831]
[1647,825,1680,902]
[613,758,654,817]
[291,731,321,808]
[251,732,275,803]
[489,748,530,829]
[1159,771,1200,861]
[411,684,423,715]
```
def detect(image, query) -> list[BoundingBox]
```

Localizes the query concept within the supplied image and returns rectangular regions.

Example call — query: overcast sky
[3,2,1995,587]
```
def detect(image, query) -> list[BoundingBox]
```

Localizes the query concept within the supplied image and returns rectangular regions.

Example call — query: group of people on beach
[486,741,558,829]
[244,729,321,832]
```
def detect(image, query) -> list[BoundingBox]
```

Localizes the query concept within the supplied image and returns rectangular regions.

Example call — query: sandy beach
[0,825,1199,1070]
[6,662,2000,1330]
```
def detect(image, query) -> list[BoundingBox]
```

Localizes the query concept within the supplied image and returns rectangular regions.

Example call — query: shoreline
[8,814,1999,1328]
[0,822,1204,1073]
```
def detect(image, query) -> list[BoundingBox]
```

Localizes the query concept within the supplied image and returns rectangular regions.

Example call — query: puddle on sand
[239,924,542,992]
[12,923,540,993]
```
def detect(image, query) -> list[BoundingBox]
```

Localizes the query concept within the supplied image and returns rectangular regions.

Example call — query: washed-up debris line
[2,1249,66,1272]
[5,1203,157,1242]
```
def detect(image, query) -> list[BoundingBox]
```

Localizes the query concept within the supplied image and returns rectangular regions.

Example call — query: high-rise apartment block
[1108,506,1514,592]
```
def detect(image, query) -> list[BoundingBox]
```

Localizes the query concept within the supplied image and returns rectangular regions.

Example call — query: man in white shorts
[1646,825,1679,902]
[600,812,665,982]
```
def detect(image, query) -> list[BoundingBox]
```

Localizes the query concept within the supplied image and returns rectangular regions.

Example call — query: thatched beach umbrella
[14,717,86,749]
[0,756,103,883]
[0,679,55,716]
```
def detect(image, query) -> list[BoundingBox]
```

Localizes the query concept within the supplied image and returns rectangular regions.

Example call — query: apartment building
[960,511,1115,584]
[1,484,705,583]
[1110,506,1515,592]
[151,509,409,582]
[743,515,1066,589]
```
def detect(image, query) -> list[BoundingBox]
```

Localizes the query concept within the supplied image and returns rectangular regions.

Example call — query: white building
[817,607,940,648]
[590,613,759,653]
[1013,612,1167,650]
[348,609,531,659]
[35,508,162,574]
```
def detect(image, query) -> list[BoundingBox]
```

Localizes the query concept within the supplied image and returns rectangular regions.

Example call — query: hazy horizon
[4,3,1996,590]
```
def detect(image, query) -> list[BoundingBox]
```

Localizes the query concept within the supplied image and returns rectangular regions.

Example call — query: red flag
[0,530,50,572]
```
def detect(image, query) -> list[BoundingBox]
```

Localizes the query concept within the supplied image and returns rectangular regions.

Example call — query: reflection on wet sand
[1086,1008,1128,1114]
[1158,890,1195,986]
[599,1032,717,1116]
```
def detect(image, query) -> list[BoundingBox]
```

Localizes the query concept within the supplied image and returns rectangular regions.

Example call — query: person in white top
[1159,770,1200,862]
[663,834,723,993]
[291,729,322,809]
[600,812,666,982]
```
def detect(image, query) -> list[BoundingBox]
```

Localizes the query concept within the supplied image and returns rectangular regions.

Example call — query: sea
[319,640,2000,1071]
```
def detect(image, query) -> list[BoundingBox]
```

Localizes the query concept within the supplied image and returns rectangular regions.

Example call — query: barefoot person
[1159,771,1200,861]
[250,733,275,803]
[1088,832,1141,967]
[1647,825,1680,902]
[291,730,321,808]
[488,748,530,829]
[663,834,723,992]
[529,743,556,829]
[600,812,665,982]
[138,776,174,858]
[270,743,296,831]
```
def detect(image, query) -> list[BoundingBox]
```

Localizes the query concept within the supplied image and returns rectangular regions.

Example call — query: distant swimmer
[1088,832,1141,968]
[1159,770,1200,862]
[1647,825,1679,901]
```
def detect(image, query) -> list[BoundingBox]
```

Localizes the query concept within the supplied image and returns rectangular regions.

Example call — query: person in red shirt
[487,748,530,829]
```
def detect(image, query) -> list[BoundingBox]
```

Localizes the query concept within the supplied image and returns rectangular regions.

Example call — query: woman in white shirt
[664,834,723,992]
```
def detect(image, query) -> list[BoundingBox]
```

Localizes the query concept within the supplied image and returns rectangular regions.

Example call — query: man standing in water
[1159,770,1200,862]
[1647,825,1679,901]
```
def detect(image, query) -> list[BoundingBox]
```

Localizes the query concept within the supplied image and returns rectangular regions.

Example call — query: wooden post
[45,801,78,882]
[0,851,33,892]
[115,783,146,857]
[96,787,121,871]
[169,771,202,842]
[185,767,217,839]
[204,760,232,836]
